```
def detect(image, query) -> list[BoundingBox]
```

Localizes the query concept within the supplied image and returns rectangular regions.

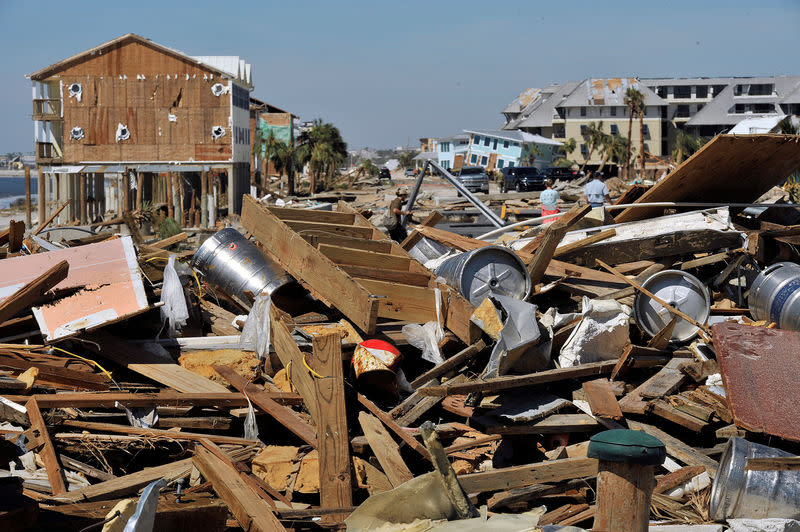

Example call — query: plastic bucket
[191,228,293,304]
[434,245,531,306]
[633,270,709,343]
[749,262,800,330]
[710,437,800,520]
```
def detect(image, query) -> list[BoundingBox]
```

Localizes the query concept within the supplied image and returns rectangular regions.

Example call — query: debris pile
[1,133,800,531]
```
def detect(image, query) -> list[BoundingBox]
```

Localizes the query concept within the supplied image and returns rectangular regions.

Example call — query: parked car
[455,166,490,193]
[501,166,547,192]
[404,168,416,177]
[378,167,391,180]
[542,167,579,181]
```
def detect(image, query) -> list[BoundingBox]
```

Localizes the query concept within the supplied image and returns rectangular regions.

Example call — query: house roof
[728,115,789,134]
[249,96,298,118]
[516,81,580,128]
[464,129,562,146]
[687,77,800,126]
[437,134,470,143]
[559,78,666,107]
[27,33,252,87]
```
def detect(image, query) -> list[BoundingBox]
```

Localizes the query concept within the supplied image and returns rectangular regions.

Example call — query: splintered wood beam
[8,220,25,252]
[0,260,69,325]
[270,305,319,424]
[417,360,618,397]
[420,422,476,519]
[242,195,379,334]
[311,333,353,511]
[582,379,624,420]
[520,203,592,255]
[358,411,413,488]
[194,446,287,532]
[554,228,616,257]
[458,457,598,494]
[358,393,431,462]
[526,204,592,284]
[150,231,188,249]
[627,420,718,475]
[60,419,258,446]
[213,364,317,447]
[410,340,486,388]
[401,211,443,250]
[33,201,69,236]
[318,244,412,272]
[5,391,300,409]
[26,398,67,495]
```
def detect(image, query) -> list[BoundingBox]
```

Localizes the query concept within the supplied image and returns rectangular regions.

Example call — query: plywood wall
[51,41,234,163]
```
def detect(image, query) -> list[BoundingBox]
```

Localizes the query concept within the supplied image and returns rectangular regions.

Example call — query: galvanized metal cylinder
[434,245,531,306]
[191,228,293,304]
[408,236,451,264]
[710,437,800,520]
[633,270,710,343]
[749,262,800,330]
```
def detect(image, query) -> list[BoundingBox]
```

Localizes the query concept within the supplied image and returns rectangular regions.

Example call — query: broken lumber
[0,260,69,325]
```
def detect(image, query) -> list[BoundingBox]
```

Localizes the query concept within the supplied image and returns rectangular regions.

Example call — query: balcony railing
[33,98,61,121]
[36,142,62,164]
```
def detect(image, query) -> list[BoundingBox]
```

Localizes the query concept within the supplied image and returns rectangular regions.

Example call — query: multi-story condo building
[502,75,800,170]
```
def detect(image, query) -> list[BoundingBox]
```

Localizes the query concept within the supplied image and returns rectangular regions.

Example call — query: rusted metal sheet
[713,322,800,442]
[0,236,148,341]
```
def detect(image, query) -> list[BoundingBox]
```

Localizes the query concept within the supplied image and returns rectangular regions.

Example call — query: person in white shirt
[584,171,611,207]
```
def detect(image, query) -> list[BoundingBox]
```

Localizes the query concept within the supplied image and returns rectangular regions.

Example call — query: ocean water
[0,177,38,209]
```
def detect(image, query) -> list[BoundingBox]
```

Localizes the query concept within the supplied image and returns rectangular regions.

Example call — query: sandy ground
[0,206,38,228]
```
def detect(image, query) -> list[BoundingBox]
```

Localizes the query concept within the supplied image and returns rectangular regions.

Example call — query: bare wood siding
[49,41,234,163]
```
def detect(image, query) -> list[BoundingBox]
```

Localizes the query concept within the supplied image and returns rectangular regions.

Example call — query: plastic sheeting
[559,297,631,367]
[159,255,189,337]
[239,292,272,360]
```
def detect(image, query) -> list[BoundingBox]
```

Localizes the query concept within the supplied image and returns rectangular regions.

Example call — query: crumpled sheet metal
[713,322,800,442]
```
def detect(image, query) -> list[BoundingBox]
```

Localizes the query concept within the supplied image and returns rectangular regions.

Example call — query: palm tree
[778,116,800,135]
[609,135,631,170]
[295,120,348,194]
[580,121,604,172]
[272,142,301,193]
[672,130,706,164]
[596,132,615,173]
[555,138,577,167]
[524,142,543,166]
[398,150,418,169]
[624,87,644,179]
[253,129,285,192]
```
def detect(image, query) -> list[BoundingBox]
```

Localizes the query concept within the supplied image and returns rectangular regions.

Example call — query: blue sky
[1,0,799,153]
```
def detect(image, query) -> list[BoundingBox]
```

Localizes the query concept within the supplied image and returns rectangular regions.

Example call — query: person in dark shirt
[387,187,411,242]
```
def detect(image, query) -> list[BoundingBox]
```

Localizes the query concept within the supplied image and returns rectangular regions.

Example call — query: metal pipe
[425,159,505,228]
[402,160,428,227]
[477,201,800,240]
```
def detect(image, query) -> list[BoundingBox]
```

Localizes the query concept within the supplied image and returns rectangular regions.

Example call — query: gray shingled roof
[559,78,666,108]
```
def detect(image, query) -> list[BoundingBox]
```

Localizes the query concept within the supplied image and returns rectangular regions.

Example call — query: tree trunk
[639,108,646,179]
[626,105,634,178]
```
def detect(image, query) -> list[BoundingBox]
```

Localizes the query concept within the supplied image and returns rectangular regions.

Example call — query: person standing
[540,179,561,224]
[387,187,411,242]
[584,171,611,208]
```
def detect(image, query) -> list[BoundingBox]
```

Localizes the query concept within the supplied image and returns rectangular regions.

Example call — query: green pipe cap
[588,429,666,465]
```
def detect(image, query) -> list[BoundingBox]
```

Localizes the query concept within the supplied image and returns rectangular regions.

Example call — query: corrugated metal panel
[713,322,800,442]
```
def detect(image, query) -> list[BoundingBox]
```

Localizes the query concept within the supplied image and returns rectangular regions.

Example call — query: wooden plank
[26,398,67,495]
[746,457,800,471]
[0,260,69,325]
[303,233,393,254]
[7,391,300,409]
[84,333,231,394]
[420,422,476,519]
[242,195,379,334]
[59,419,258,445]
[358,411,413,488]
[401,211,443,250]
[654,465,706,493]
[150,231,188,249]
[357,393,431,461]
[56,458,194,503]
[554,228,616,257]
[417,360,618,397]
[8,220,25,253]
[269,306,319,423]
[485,414,600,435]
[213,365,317,447]
[527,205,592,284]
[681,249,737,270]
[410,340,486,388]
[651,400,708,432]
[582,379,623,420]
[395,374,467,427]
[520,203,591,255]
[628,420,718,475]
[269,206,356,225]
[284,220,374,239]
[319,244,411,271]
[0,355,109,390]
[311,333,352,510]
[458,457,598,494]
[356,278,438,322]
[193,446,287,532]
[344,265,432,287]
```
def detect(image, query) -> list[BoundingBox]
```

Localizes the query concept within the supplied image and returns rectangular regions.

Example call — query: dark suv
[501,166,547,192]
[542,167,579,181]
[378,167,391,180]
[455,166,490,193]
